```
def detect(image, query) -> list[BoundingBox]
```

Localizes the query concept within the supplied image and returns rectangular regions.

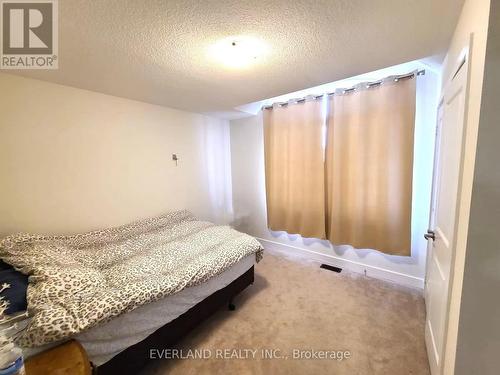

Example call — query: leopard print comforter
[0,210,263,347]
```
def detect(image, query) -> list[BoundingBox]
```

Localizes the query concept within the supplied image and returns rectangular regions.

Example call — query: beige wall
[0,73,233,237]
[439,0,491,373]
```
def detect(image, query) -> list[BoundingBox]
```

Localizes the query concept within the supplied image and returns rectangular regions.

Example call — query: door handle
[424,230,435,241]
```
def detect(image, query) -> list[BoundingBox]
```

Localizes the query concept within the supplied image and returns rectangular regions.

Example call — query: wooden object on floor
[25,340,91,375]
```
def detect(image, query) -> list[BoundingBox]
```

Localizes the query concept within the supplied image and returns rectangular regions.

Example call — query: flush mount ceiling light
[208,36,269,69]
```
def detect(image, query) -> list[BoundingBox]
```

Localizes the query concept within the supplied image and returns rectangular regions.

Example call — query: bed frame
[97,266,255,374]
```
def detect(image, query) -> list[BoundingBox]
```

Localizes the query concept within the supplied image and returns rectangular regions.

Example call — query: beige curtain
[263,100,326,239]
[325,78,416,255]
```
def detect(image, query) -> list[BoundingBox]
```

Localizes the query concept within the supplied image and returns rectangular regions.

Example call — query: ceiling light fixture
[208,36,269,69]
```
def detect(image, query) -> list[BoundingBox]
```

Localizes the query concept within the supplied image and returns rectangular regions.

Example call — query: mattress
[23,254,255,365]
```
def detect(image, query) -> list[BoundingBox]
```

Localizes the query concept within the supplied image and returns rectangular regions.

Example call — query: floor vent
[320,264,342,273]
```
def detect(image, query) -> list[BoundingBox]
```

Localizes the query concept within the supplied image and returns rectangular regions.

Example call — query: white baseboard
[257,237,424,290]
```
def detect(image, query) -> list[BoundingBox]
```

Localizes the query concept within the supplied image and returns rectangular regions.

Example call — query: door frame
[424,98,443,304]
[424,38,472,375]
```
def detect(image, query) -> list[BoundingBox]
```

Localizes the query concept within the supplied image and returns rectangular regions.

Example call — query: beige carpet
[141,252,430,375]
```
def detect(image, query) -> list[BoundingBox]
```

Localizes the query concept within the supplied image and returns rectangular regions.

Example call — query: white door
[424,54,469,375]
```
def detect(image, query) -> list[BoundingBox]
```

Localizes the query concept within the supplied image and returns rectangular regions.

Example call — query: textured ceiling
[11,0,464,116]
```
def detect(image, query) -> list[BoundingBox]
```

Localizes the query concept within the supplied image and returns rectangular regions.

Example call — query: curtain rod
[262,69,425,110]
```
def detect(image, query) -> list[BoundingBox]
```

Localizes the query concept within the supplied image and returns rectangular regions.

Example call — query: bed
[0,210,263,373]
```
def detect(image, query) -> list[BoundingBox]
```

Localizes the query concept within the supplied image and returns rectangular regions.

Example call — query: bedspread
[0,210,263,347]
